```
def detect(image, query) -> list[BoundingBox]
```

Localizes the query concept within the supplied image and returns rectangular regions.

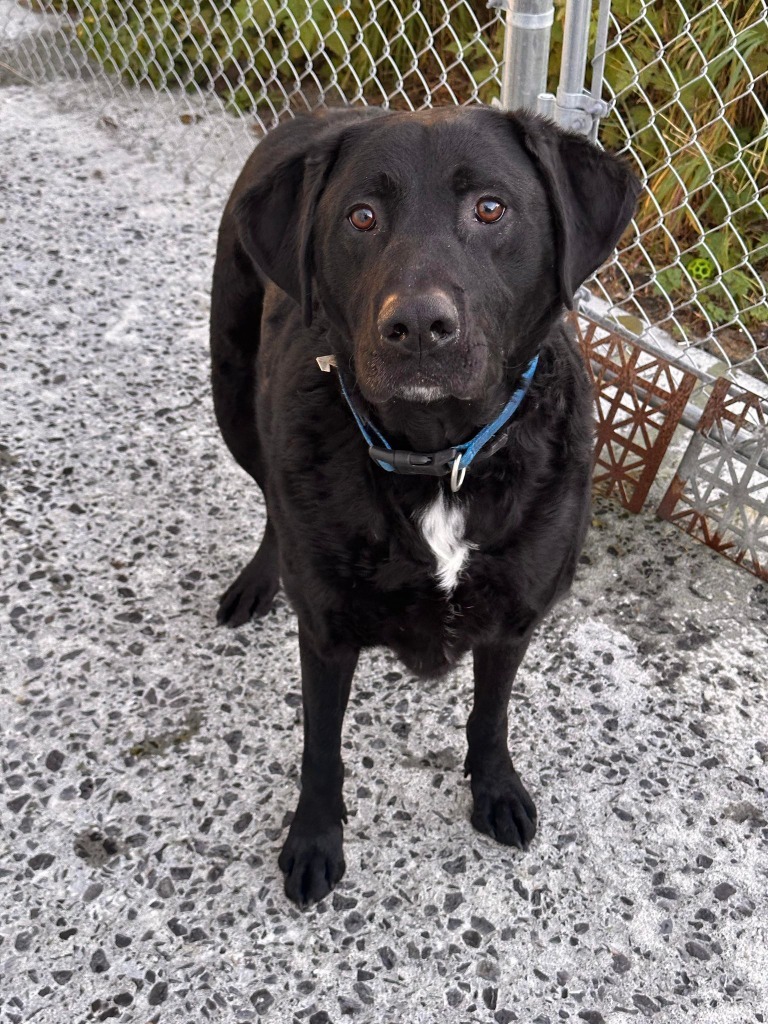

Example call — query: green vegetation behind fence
[41,0,767,343]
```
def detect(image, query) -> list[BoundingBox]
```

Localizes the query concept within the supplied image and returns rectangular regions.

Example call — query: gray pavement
[1,81,767,1024]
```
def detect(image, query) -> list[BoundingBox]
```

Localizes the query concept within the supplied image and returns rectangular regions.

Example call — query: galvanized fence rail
[2,0,766,579]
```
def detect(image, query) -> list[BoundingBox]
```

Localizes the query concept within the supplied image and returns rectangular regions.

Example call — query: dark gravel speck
[686,941,712,961]
[611,953,631,974]
[28,853,55,871]
[251,990,274,1013]
[90,948,109,973]
[148,982,168,1005]
[714,882,736,901]
[344,912,366,934]
[45,749,65,771]
[632,993,660,1016]
[442,855,466,876]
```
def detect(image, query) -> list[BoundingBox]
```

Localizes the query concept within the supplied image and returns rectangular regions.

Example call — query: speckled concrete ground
[1,79,767,1024]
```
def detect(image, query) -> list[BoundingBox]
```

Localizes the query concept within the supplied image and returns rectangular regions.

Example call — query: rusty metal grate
[658,377,768,582]
[574,315,697,514]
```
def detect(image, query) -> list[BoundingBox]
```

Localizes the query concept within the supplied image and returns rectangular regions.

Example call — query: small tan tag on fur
[316,355,337,372]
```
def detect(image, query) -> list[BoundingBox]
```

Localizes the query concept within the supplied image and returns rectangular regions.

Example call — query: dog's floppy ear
[233,122,343,327]
[511,112,641,309]
[232,109,387,326]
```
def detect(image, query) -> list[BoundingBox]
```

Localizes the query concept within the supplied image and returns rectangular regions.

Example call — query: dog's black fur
[210,105,639,906]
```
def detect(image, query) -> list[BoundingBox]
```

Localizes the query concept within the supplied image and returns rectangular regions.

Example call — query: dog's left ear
[511,112,641,309]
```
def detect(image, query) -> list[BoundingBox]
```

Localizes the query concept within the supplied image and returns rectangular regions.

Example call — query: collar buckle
[368,445,457,476]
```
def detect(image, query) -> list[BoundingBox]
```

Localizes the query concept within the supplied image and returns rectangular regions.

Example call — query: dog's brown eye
[475,198,505,224]
[349,205,376,231]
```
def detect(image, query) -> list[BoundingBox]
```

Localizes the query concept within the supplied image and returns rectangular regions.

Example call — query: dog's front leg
[465,640,538,849]
[278,625,359,907]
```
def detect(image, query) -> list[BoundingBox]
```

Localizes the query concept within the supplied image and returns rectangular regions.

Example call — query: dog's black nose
[378,291,459,354]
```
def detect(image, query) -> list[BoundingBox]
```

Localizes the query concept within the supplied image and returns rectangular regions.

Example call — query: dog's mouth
[354,341,490,405]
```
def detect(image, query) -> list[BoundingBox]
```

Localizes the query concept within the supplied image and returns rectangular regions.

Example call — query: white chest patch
[417,491,473,593]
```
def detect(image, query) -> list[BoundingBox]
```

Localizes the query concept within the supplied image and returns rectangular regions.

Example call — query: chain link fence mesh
[1,0,766,386]
[1,1,504,118]
[590,0,768,389]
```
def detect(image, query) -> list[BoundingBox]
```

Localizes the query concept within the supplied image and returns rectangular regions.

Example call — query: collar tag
[316,354,337,372]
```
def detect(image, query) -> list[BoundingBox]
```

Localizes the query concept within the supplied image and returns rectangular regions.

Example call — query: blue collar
[322,354,539,492]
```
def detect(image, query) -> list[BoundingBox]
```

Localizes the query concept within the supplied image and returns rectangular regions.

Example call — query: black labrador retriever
[210,105,639,906]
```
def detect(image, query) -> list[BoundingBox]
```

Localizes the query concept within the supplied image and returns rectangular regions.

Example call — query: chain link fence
[591,0,768,389]
[2,0,764,388]
[0,1,506,119]
[2,0,767,575]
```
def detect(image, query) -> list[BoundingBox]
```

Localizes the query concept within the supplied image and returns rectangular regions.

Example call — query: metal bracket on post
[554,88,610,135]
[536,92,556,119]
[549,0,613,137]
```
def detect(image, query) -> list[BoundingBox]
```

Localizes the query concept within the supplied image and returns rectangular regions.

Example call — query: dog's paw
[278,819,345,908]
[217,554,279,627]
[470,769,537,850]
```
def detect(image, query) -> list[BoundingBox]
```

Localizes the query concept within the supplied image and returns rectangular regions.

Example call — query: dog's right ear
[232,111,381,327]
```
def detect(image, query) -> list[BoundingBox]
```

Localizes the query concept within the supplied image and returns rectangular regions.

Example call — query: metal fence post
[493,0,555,114]
[553,0,611,135]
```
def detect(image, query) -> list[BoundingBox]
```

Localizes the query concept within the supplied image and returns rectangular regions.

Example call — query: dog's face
[310,110,560,404]
[237,107,639,407]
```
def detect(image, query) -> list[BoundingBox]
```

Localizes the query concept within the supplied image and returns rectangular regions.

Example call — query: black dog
[210,105,639,906]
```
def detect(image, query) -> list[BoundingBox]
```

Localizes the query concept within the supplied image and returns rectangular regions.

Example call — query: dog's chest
[416,491,474,593]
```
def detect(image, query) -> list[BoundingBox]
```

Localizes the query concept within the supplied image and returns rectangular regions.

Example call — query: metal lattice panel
[574,315,697,513]
[658,376,768,580]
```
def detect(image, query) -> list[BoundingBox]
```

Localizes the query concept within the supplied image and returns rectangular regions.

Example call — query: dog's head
[235,107,640,406]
